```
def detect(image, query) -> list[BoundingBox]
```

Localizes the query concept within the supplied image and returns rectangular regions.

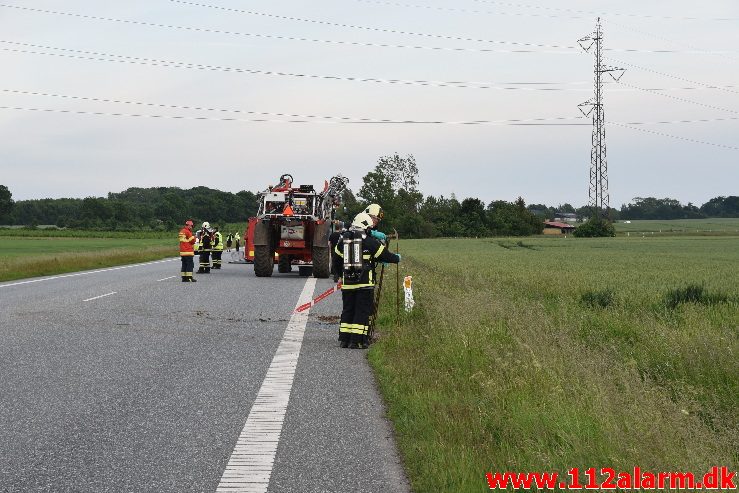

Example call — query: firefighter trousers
[339,288,374,346]
[198,251,211,272]
[212,251,222,269]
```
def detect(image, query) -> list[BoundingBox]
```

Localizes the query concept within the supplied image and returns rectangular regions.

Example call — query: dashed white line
[82,291,117,302]
[216,277,317,493]
[157,276,177,281]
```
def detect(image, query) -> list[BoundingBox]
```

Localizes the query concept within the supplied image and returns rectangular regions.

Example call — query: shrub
[664,284,731,309]
[573,217,616,237]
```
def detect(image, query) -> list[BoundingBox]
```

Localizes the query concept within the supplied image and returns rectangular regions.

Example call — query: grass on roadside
[1,247,176,282]
[368,237,738,493]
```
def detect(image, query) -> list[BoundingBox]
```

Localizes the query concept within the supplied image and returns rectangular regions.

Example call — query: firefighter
[329,220,346,282]
[234,232,241,252]
[212,226,224,269]
[197,221,213,273]
[334,212,401,349]
[226,233,233,252]
[178,219,197,282]
[364,203,389,242]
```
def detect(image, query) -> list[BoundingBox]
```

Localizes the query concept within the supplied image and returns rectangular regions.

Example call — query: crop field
[370,235,738,492]
[0,235,174,282]
[614,218,739,235]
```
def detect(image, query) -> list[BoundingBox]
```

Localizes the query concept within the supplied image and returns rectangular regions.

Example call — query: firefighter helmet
[202,221,210,229]
[364,203,384,220]
[351,212,373,230]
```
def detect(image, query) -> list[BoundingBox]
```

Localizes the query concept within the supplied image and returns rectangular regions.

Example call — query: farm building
[543,221,576,235]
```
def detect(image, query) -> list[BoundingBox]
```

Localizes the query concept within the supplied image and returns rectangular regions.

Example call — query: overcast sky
[0,0,737,207]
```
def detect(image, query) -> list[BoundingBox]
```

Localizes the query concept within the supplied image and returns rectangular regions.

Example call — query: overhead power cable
[0,40,592,90]
[609,19,739,63]
[3,88,738,127]
[470,0,739,22]
[169,0,732,55]
[355,0,739,22]
[610,122,739,150]
[0,3,576,53]
[616,81,739,114]
[0,104,590,125]
[606,57,739,95]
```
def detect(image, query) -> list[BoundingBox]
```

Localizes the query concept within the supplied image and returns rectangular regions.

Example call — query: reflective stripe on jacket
[179,228,196,256]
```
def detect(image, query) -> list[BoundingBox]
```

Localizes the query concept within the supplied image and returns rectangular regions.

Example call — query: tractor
[245,173,348,278]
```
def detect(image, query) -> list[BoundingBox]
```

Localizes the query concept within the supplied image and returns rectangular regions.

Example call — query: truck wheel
[278,255,292,273]
[254,245,274,277]
[312,246,330,278]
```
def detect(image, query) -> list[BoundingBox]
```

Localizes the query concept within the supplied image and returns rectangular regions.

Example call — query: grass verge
[368,237,738,492]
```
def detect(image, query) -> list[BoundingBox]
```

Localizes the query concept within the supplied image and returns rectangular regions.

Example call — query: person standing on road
[212,226,224,269]
[334,212,401,349]
[197,222,213,274]
[226,233,233,252]
[178,219,197,282]
[234,232,241,252]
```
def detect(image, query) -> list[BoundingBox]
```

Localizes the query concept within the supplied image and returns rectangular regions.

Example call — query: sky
[0,0,737,208]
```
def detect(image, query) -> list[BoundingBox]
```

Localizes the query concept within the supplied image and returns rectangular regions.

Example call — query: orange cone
[283,204,294,215]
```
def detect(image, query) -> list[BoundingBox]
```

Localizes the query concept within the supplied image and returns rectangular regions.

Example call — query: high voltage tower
[578,19,625,219]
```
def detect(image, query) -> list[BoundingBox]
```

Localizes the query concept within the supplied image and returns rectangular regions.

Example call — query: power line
[0,3,576,54]
[0,40,594,90]
[610,122,739,150]
[167,0,734,55]
[605,57,739,95]
[617,81,739,114]
[470,0,739,22]
[3,87,737,126]
[0,104,590,125]
[355,0,739,22]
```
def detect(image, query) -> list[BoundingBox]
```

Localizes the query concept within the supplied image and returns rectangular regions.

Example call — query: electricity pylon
[578,18,625,220]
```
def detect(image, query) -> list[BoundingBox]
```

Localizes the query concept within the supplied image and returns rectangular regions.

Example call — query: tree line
[1,157,736,236]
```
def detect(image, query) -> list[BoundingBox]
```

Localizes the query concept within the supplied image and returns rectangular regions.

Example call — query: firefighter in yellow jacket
[333,212,401,348]
[212,226,224,269]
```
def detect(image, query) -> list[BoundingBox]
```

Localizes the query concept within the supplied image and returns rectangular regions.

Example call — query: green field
[614,218,739,235]
[0,236,175,282]
[370,235,738,492]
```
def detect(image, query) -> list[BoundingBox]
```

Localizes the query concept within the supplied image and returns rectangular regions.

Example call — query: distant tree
[700,196,739,217]
[0,185,14,221]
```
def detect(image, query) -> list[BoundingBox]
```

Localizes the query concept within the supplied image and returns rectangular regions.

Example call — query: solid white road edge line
[82,291,117,302]
[157,276,177,281]
[0,258,178,289]
[216,277,317,493]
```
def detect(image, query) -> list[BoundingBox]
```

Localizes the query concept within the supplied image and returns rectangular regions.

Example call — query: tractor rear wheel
[312,246,330,278]
[254,245,274,277]
[277,255,292,273]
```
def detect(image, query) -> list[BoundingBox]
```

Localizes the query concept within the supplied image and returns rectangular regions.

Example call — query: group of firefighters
[177,203,401,348]
[177,221,227,281]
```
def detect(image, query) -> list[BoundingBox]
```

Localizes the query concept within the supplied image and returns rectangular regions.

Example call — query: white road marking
[157,276,177,282]
[216,277,317,493]
[0,258,177,289]
[82,291,117,302]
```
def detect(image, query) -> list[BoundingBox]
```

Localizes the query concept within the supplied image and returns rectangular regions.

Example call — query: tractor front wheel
[278,255,292,273]
[254,245,274,277]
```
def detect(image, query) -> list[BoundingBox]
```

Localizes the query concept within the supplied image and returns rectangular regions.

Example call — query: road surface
[0,256,410,493]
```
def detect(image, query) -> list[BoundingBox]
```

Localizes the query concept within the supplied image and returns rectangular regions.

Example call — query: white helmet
[364,203,384,220]
[351,212,373,230]
[202,221,210,229]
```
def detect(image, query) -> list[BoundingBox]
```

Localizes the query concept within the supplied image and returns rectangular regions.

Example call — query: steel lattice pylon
[578,19,624,219]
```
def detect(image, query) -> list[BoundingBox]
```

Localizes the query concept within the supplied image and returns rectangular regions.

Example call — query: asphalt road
[0,255,410,493]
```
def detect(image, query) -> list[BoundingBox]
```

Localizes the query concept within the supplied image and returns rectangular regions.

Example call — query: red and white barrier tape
[295,282,342,313]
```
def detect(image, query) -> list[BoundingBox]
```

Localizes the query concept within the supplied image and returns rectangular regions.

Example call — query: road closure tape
[295,282,342,313]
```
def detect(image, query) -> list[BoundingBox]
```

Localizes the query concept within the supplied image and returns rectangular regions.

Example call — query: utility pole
[578,18,624,220]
